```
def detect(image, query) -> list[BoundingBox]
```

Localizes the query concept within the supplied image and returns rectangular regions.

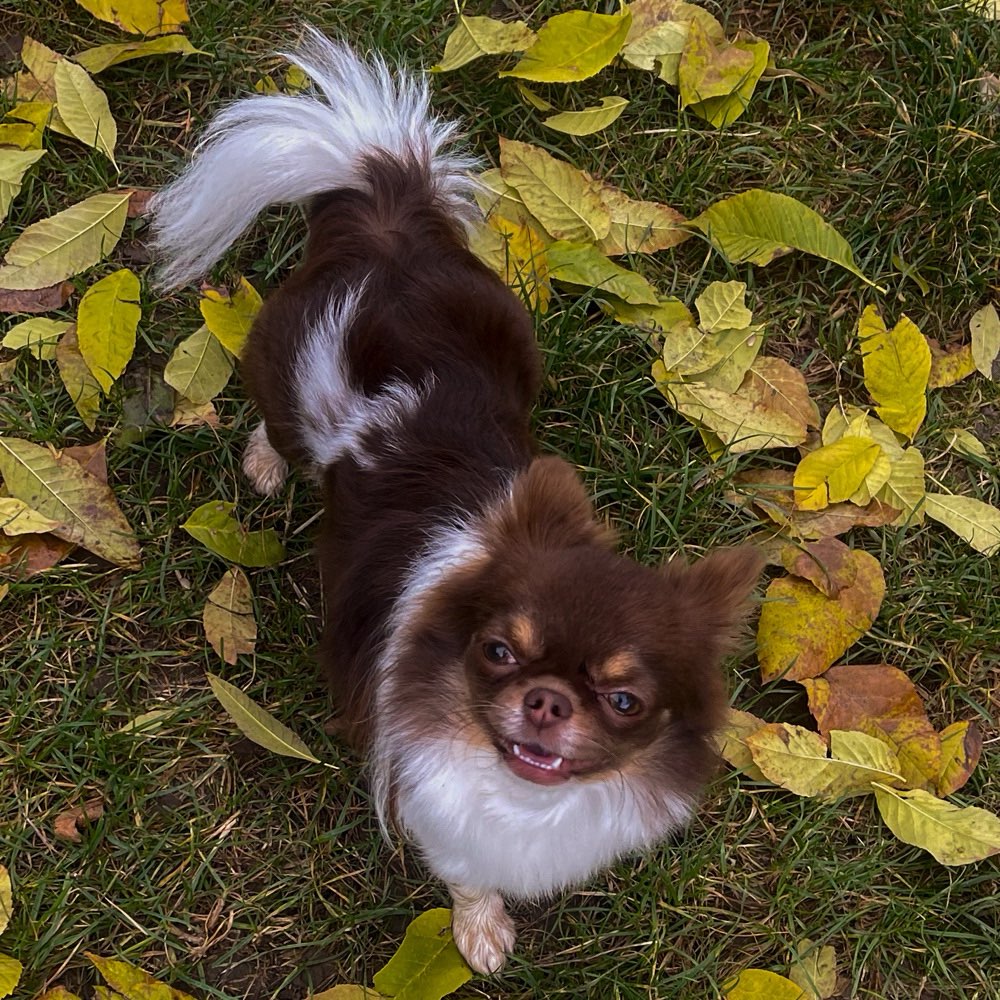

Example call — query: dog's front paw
[449,886,516,975]
[243,421,289,497]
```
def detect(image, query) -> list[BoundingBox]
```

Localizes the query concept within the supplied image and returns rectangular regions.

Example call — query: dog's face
[461,543,761,788]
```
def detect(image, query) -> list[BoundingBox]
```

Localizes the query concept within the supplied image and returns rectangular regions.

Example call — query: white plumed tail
[150,27,479,289]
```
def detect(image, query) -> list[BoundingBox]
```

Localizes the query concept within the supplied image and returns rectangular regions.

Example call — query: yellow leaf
[923,492,1000,555]
[283,65,310,93]
[0,496,63,535]
[595,183,689,255]
[936,721,983,797]
[432,15,536,72]
[170,396,218,428]
[724,967,809,999]
[970,303,1000,380]
[499,138,610,242]
[473,168,537,228]
[757,550,885,682]
[858,305,931,440]
[56,325,103,431]
[372,909,472,999]
[678,20,755,106]
[621,20,689,77]
[0,190,130,290]
[500,9,632,83]
[311,989,384,1000]
[52,59,117,165]
[206,673,321,763]
[17,37,60,105]
[872,783,1000,865]
[199,277,262,357]
[695,280,753,332]
[254,75,279,94]
[0,864,12,935]
[927,340,976,389]
[0,148,46,222]
[544,96,629,136]
[181,501,284,567]
[72,0,189,36]
[482,215,551,312]
[788,939,837,1000]
[73,35,203,74]
[746,724,904,801]
[714,707,768,780]
[0,437,140,568]
[609,296,693,337]
[163,325,234,404]
[685,36,770,128]
[0,955,22,1000]
[660,321,763,392]
[944,427,989,462]
[203,567,257,665]
[4,101,55,133]
[516,83,553,111]
[545,241,658,305]
[85,953,197,1000]
[76,269,141,392]
[793,437,882,511]
[2,317,70,359]
[874,446,925,525]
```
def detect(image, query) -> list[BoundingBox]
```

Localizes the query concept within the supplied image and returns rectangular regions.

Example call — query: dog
[150,30,762,974]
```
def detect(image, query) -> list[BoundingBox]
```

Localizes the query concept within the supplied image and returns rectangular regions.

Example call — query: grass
[1,0,999,998]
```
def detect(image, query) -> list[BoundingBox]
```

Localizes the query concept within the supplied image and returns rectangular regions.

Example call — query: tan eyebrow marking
[508,613,542,660]
[598,650,641,687]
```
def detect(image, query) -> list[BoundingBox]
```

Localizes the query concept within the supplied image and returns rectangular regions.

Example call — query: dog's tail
[150,28,479,289]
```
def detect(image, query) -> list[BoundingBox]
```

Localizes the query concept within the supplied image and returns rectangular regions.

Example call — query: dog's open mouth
[498,741,589,785]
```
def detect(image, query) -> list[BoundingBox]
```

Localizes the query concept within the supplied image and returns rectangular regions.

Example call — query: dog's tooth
[551,757,563,768]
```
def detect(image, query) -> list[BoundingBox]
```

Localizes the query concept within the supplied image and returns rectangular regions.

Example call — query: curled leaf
[181,501,284,567]
[544,96,629,136]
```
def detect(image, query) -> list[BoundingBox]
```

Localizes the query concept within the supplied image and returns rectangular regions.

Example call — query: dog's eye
[483,642,517,666]
[606,691,640,715]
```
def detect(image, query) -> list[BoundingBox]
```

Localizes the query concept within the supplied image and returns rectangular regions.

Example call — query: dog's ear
[661,545,764,648]
[491,457,615,551]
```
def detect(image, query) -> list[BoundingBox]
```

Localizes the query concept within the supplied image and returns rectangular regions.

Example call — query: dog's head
[388,458,763,798]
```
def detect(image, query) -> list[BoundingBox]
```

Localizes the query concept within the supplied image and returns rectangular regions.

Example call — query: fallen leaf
[944,428,989,462]
[788,939,837,1000]
[499,138,610,242]
[181,501,284,567]
[117,187,156,218]
[0,864,12,934]
[858,305,930,440]
[0,148,46,222]
[0,281,74,314]
[872,783,1000,865]
[500,9,632,83]
[970,303,1000,380]
[473,167,537,228]
[0,532,74,578]
[199,277,262,357]
[311,989,384,1000]
[611,296,693,338]
[686,36,770,128]
[76,268,141,392]
[793,437,882,511]
[117,359,175,445]
[780,537,856,598]
[53,797,104,843]
[52,59,117,164]
[545,240,659,304]
[0,955,22,999]
[724,967,812,999]
[0,496,62,535]
[757,549,885,682]
[695,280,753,332]
[163,324,234,404]
[203,567,257,664]
[206,673,321,763]
[475,214,551,312]
[690,189,874,285]
[0,359,16,382]
[85,953,198,1000]
[72,0,189,36]
[372,908,472,1000]
[544,96,629,135]
[432,15,536,72]
[927,340,976,389]
[0,436,140,568]
[923,492,1000,555]
[801,663,941,790]
[714,707,768,780]
[73,35,202,74]
[2,317,71,359]
[170,396,218,428]
[0,190,130,290]
[936,721,983,796]
[677,19,752,104]
[595,183,688,255]
[659,320,763,392]
[874,446,925,525]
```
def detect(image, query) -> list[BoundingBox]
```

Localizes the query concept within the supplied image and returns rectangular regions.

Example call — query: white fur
[392,738,692,899]
[150,27,480,288]
[294,287,428,469]
[243,421,290,495]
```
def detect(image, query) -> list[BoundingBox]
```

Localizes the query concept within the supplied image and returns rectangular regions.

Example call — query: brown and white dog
[151,30,761,974]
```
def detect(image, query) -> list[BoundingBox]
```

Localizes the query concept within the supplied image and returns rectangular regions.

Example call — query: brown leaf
[62,440,109,484]
[801,663,941,790]
[53,797,103,843]
[0,281,74,314]
[114,187,156,218]
[937,720,983,796]
[780,537,856,598]
[0,532,74,578]
[926,338,976,390]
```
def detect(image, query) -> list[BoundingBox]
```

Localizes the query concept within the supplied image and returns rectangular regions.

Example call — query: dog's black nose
[523,687,572,729]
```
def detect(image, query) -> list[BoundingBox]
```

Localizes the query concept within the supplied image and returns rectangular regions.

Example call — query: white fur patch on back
[294,286,427,469]
[392,737,692,898]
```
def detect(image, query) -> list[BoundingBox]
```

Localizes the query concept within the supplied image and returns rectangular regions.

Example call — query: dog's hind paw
[243,421,289,496]
[449,886,516,975]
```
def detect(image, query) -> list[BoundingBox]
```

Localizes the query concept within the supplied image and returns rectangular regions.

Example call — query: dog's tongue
[505,742,572,785]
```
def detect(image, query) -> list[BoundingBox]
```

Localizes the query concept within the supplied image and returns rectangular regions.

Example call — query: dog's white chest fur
[392,739,692,898]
